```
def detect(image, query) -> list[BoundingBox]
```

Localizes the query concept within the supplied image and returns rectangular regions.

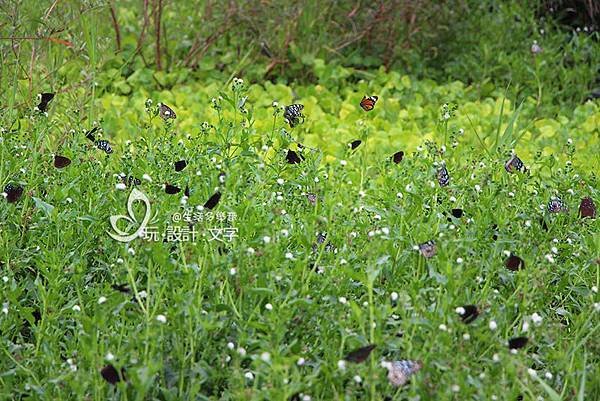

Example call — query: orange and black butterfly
[360,95,378,111]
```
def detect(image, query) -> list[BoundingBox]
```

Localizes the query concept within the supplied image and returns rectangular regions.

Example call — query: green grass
[1,72,599,400]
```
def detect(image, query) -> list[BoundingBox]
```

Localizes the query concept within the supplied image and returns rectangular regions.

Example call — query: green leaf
[32,197,55,216]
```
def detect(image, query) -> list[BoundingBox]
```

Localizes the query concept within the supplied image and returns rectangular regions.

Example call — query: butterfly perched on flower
[437,164,450,187]
[95,139,113,154]
[456,304,479,324]
[159,103,176,120]
[344,344,376,363]
[4,183,24,203]
[385,360,422,387]
[578,197,596,219]
[505,154,525,173]
[349,140,362,150]
[418,240,436,258]
[547,197,567,213]
[54,155,71,169]
[36,92,55,112]
[392,151,404,164]
[286,149,304,164]
[284,104,304,128]
[508,336,528,350]
[360,95,378,111]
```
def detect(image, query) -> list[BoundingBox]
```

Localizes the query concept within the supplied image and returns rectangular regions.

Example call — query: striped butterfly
[360,95,378,111]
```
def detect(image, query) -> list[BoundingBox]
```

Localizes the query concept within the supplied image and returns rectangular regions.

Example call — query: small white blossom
[492,353,500,362]
[391,292,399,302]
[280,229,289,237]
[522,320,529,332]
[115,183,127,190]
[142,174,152,182]
[545,372,553,380]
[2,276,9,283]
[260,352,271,362]
[337,360,347,371]
[456,257,463,264]
[489,320,497,331]
[525,220,532,227]
[244,372,254,380]
[247,247,255,255]
[353,375,362,384]
[531,313,543,325]
[340,160,347,166]
[285,252,294,260]
[456,307,466,315]
[297,357,306,366]
[396,192,403,199]
[528,368,537,377]
[105,352,115,361]
[338,297,347,304]
[263,236,271,244]
[227,342,235,350]
[97,296,107,305]
[463,333,470,340]
[276,178,284,185]
[72,305,81,312]
[265,303,273,311]
[545,254,555,263]
[238,347,247,356]
[156,314,167,323]
[229,268,237,275]
[451,384,460,392]
[439,324,448,331]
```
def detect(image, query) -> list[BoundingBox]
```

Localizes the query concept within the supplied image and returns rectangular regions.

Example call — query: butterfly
[4,183,24,203]
[578,197,596,218]
[286,149,304,164]
[349,140,362,150]
[504,154,525,173]
[204,191,221,209]
[174,160,187,172]
[344,344,376,363]
[159,103,177,120]
[165,184,181,194]
[283,104,305,128]
[100,364,126,385]
[37,92,55,112]
[547,197,567,213]
[437,165,450,186]
[508,336,528,350]
[360,95,378,111]
[121,175,141,187]
[111,283,131,293]
[54,155,71,168]
[385,360,422,387]
[447,208,464,221]
[392,151,404,164]
[306,193,317,205]
[95,139,113,154]
[505,254,525,271]
[85,127,99,142]
[418,240,437,258]
[457,305,479,324]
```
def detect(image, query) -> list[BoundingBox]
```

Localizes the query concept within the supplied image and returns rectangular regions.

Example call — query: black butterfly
[344,344,376,363]
[505,254,524,271]
[4,183,24,203]
[100,364,125,385]
[165,184,181,194]
[447,208,464,221]
[457,305,479,324]
[54,155,71,168]
[508,336,528,350]
[286,149,304,164]
[579,197,596,218]
[349,140,362,150]
[547,198,567,213]
[284,104,304,128]
[174,160,187,172]
[159,103,177,120]
[437,165,450,187]
[204,191,221,209]
[111,283,131,294]
[392,151,404,164]
[122,175,141,187]
[37,92,55,112]
[85,127,99,142]
[96,140,113,154]
[418,240,436,258]
[504,154,525,173]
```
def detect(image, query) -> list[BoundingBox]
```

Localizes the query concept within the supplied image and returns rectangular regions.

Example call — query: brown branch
[108,2,121,52]
[134,0,150,60]
[154,0,163,70]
